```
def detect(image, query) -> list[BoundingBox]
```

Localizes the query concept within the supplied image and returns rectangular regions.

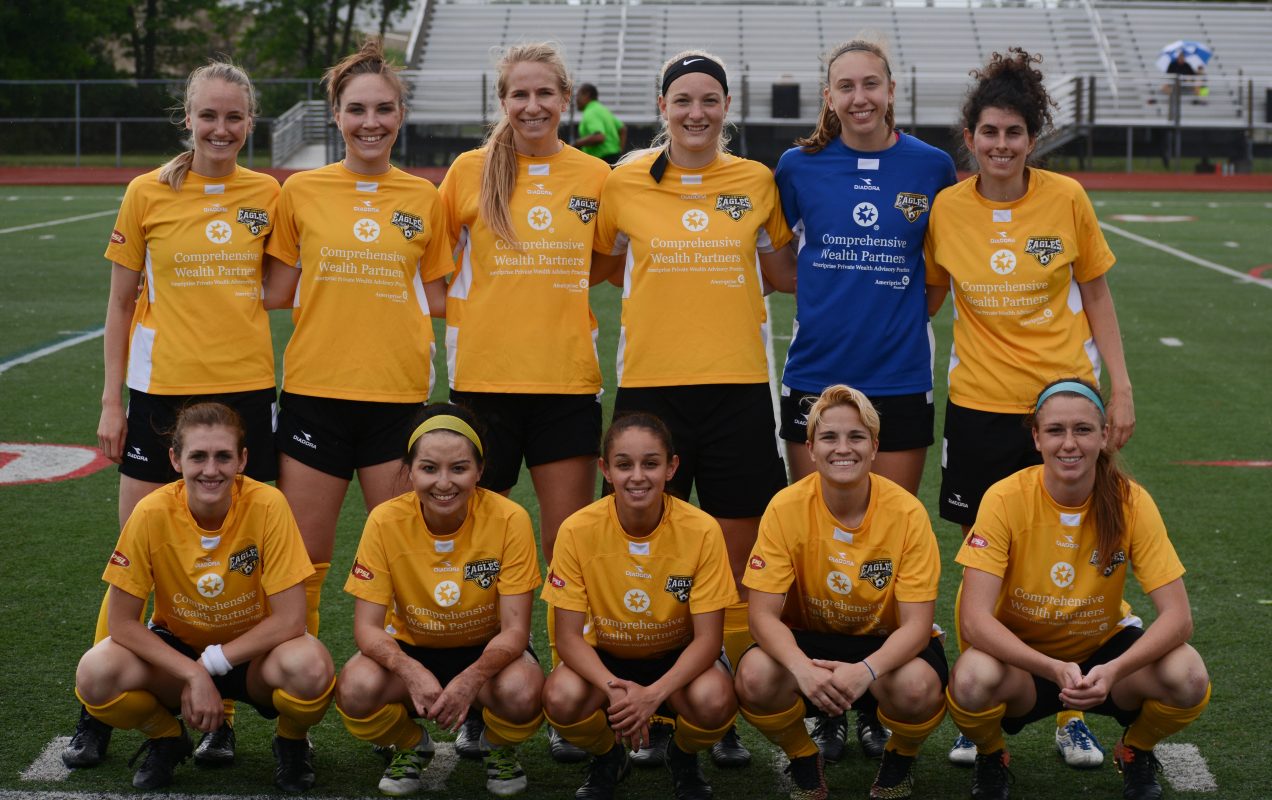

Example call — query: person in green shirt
[574,83,626,164]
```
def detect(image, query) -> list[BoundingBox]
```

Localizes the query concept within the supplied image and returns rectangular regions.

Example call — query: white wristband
[200,644,232,676]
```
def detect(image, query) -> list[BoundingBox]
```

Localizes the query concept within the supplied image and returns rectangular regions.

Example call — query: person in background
[575,83,627,165]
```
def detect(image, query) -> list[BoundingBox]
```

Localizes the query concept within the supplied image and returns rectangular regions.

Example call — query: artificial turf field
[1,185,1269,798]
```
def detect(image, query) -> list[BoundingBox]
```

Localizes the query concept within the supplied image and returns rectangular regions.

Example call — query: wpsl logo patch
[858,559,894,590]
[236,207,270,235]
[1089,549,1127,577]
[893,192,930,223]
[390,210,424,240]
[715,194,753,220]
[663,575,693,603]
[463,558,501,589]
[1025,236,1064,266]
[568,195,599,223]
[229,545,260,576]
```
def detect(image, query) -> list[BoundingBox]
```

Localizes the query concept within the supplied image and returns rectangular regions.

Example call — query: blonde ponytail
[159,150,197,191]
[160,60,258,191]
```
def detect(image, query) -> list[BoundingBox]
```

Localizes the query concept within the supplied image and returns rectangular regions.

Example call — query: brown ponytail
[797,38,895,154]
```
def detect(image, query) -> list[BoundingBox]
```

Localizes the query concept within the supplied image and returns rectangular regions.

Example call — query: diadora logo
[1089,549,1126,577]
[196,572,225,599]
[1056,533,1078,550]
[354,199,380,213]
[390,210,423,240]
[205,220,232,244]
[352,561,374,580]
[433,560,459,574]
[527,206,552,231]
[204,203,228,214]
[623,589,651,613]
[353,218,381,243]
[568,195,599,223]
[858,559,894,590]
[826,570,852,595]
[852,202,878,227]
[463,558,501,589]
[526,182,552,196]
[828,552,855,567]
[948,492,969,509]
[1025,236,1064,266]
[292,431,317,450]
[1050,561,1075,588]
[229,545,260,576]
[989,249,1017,275]
[664,575,693,603]
[624,564,652,580]
[110,550,130,568]
[126,445,149,462]
[990,230,1015,244]
[715,194,753,220]
[893,192,929,222]
[434,580,460,607]
[236,207,269,235]
[854,177,880,192]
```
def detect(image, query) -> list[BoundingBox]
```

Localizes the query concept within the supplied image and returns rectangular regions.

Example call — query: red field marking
[0,443,112,485]
[1249,265,1272,279]
[1175,459,1272,468]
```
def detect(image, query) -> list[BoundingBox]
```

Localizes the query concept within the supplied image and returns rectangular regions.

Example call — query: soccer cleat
[948,733,977,766]
[1114,739,1163,800]
[666,741,713,800]
[971,748,1012,800]
[272,735,316,793]
[549,725,590,764]
[855,709,890,759]
[869,750,916,800]
[708,724,751,768]
[575,744,630,800]
[193,720,236,766]
[62,706,112,768]
[784,752,828,800]
[810,714,848,763]
[378,748,425,797]
[1055,718,1104,768]
[456,711,491,759]
[128,724,193,790]
[373,726,434,761]
[630,720,672,767]
[484,745,528,796]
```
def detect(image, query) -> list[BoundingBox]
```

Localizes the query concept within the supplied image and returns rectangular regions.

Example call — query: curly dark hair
[960,48,1054,139]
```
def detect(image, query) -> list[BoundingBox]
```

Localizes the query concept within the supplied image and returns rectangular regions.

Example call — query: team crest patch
[1025,236,1064,266]
[235,207,270,235]
[110,550,130,568]
[548,571,565,588]
[715,194,753,220]
[893,192,930,223]
[568,195,599,223]
[749,555,766,570]
[858,559,894,590]
[463,558,501,589]
[229,545,260,576]
[1089,549,1126,577]
[663,575,693,603]
[110,229,126,245]
[351,561,374,581]
[390,210,424,240]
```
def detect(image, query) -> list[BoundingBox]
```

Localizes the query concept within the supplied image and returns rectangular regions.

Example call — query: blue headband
[1035,381,1105,414]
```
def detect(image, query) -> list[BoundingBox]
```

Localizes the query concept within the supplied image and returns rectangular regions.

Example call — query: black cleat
[971,748,1012,800]
[810,714,848,763]
[456,710,491,759]
[855,709,890,759]
[193,720,235,766]
[62,706,112,769]
[272,735,316,793]
[869,749,916,799]
[708,724,751,768]
[666,741,713,800]
[630,721,672,767]
[128,724,193,790]
[550,725,590,764]
[575,744,630,800]
[1114,739,1163,800]
[784,752,828,800]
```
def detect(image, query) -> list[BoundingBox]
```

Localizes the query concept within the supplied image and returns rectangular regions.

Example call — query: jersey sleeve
[593,171,622,255]
[102,511,156,601]
[1072,185,1115,283]
[437,162,465,244]
[759,176,794,252]
[258,492,314,597]
[344,511,396,607]
[742,505,797,595]
[496,504,543,596]
[540,522,589,612]
[265,179,301,267]
[104,180,149,271]
[688,522,741,614]
[773,151,802,236]
[1126,488,1185,595]
[419,192,455,284]
[955,485,1012,579]
[924,202,950,287]
[893,507,941,603]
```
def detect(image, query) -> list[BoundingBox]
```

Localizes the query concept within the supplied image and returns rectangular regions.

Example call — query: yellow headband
[406,415,483,457]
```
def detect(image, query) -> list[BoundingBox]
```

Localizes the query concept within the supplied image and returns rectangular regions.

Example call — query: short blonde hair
[805,384,881,443]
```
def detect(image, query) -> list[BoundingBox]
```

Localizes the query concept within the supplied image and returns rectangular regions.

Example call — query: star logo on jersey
[1025,236,1064,266]
[110,550,130,568]
[623,589,651,613]
[353,218,381,242]
[852,202,878,227]
[715,193,753,221]
[1050,562,1075,588]
[681,209,708,232]
[989,249,1017,275]
[205,220,232,244]
[390,210,423,240]
[434,580,461,607]
[858,559,894,590]
[527,206,552,231]
[228,545,259,576]
[826,570,852,595]
[463,558,501,590]
[236,207,270,235]
[1089,549,1127,577]
[197,572,225,598]
[894,192,930,223]
[568,195,599,223]
[664,575,693,603]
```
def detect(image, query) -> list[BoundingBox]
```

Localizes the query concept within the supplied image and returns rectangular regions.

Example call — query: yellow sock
[946,690,1007,754]
[304,562,330,636]
[673,715,733,755]
[1123,683,1211,751]
[273,679,334,740]
[222,698,236,728]
[483,707,544,747]
[93,590,111,644]
[338,702,422,749]
[77,689,181,739]
[1056,709,1083,728]
[879,704,946,757]
[740,699,817,759]
[722,603,753,672]
[545,708,613,756]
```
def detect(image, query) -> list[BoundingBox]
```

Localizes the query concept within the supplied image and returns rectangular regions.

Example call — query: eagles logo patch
[893,192,930,223]
[858,559,894,590]
[390,210,424,240]
[463,558,501,589]
[1025,236,1064,266]
[236,208,270,235]
[1089,549,1126,577]
[664,575,693,603]
[715,194,753,220]
[229,545,260,576]
[568,195,599,223]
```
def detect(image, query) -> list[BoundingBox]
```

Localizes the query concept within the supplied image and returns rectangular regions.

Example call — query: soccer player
[263,40,453,641]
[947,379,1210,800]
[772,37,955,764]
[335,404,543,797]
[590,49,796,767]
[73,403,334,792]
[436,43,609,762]
[737,385,945,800]
[926,48,1135,767]
[67,60,280,771]
[541,413,740,800]
[574,83,627,164]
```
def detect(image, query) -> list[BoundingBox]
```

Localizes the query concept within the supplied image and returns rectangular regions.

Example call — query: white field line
[0,209,116,235]
[18,737,71,782]
[0,328,105,375]
[419,741,459,791]
[1099,222,1272,290]
[1160,337,1183,347]
[1156,742,1218,792]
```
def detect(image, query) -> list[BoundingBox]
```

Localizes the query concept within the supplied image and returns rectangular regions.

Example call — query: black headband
[660,55,728,99]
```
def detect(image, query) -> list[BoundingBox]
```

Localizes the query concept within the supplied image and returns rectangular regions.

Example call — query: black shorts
[597,647,725,718]
[938,401,1040,526]
[1002,627,1144,734]
[450,391,602,493]
[121,388,278,483]
[276,392,421,480]
[613,384,786,518]
[151,625,278,719]
[396,640,539,713]
[779,388,934,452]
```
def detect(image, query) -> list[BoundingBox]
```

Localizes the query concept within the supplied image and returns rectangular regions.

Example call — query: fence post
[115,121,122,167]
[1074,77,1084,170]
[1086,75,1096,168]
[74,82,81,168]
[910,66,917,131]
[1125,125,1133,173]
